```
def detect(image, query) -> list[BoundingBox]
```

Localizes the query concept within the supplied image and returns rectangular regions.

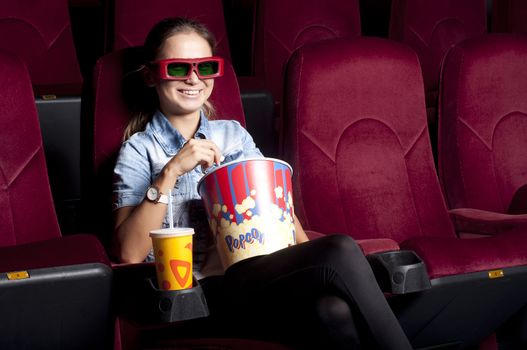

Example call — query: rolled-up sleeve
[113,139,151,210]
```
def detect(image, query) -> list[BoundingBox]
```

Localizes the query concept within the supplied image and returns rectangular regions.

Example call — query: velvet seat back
[389,0,486,119]
[0,50,61,247]
[89,47,245,242]
[492,0,527,34]
[0,0,82,95]
[283,37,455,243]
[253,0,360,108]
[439,34,527,212]
[109,0,231,61]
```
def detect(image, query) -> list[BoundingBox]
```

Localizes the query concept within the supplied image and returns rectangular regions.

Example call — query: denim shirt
[113,110,263,278]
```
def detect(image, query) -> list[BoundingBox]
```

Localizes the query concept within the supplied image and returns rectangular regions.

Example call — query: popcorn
[235,196,256,214]
[274,186,284,199]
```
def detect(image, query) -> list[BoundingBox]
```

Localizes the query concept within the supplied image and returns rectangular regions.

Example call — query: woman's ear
[142,66,156,87]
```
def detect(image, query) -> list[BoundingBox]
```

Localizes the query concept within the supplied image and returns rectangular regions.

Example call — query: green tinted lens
[197,61,218,76]
[167,62,191,77]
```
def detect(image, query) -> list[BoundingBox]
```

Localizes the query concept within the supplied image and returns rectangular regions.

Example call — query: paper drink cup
[198,158,296,270]
[149,228,194,291]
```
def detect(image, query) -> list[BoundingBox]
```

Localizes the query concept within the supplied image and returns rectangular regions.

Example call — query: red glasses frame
[151,57,224,81]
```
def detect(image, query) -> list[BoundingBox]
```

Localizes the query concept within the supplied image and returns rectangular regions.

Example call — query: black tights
[312,295,362,349]
[204,234,412,350]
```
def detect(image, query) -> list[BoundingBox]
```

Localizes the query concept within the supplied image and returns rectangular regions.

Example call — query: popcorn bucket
[197,158,296,270]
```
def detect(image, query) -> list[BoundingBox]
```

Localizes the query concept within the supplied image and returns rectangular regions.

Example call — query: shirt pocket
[163,197,187,227]
[162,182,191,227]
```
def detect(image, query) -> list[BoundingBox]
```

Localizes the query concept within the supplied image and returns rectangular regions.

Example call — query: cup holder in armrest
[146,277,210,323]
[113,266,210,323]
[366,250,431,294]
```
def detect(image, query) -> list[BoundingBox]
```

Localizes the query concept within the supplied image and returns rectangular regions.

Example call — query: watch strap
[157,193,169,204]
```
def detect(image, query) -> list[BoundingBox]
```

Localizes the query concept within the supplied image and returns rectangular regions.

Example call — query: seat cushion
[400,229,527,279]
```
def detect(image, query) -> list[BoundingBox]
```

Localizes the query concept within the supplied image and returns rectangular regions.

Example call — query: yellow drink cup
[150,228,194,291]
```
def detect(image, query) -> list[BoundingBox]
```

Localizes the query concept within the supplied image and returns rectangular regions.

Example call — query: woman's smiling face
[153,31,214,119]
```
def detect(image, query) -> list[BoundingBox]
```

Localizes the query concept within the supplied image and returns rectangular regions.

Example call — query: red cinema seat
[438,34,527,232]
[251,0,360,107]
[437,34,527,348]
[389,0,487,133]
[0,49,112,350]
[492,0,527,34]
[0,0,83,96]
[282,36,527,349]
[0,0,86,228]
[107,0,231,60]
[86,47,297,349]
[246,0,360,156]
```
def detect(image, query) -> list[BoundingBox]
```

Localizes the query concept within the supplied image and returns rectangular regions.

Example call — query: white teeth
[180,90,200,96]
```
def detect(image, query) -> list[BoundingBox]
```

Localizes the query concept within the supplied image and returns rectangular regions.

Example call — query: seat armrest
[306,230,399,255]
[305,230,325,240]
[0,234,110,272]
[304,231,400,256]
[449,208,527,235]
[356,238,400,256]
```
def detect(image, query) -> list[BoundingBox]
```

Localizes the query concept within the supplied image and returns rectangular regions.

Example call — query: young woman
[112,17,412,350]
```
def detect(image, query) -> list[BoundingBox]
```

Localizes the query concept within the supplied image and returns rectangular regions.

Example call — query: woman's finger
[198,139,223,164]
[199,148,216,169]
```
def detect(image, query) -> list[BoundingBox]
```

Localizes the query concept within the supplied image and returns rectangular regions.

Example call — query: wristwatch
[145,185,169,204]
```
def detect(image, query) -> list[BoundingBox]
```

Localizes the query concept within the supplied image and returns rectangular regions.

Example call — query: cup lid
[149,227,195,237]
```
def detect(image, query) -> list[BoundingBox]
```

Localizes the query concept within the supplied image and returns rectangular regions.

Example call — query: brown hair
[123,17,217,140]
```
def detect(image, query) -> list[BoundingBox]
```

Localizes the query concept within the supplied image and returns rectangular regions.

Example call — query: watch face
[147,186,159,201]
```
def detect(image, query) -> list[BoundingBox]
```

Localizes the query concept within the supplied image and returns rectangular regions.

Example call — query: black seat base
[389,265,527,349]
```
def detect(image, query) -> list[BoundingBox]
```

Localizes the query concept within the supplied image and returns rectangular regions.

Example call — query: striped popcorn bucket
[197,158,297,269]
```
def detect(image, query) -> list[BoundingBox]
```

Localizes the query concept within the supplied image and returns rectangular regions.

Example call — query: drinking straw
[168,188,174,228]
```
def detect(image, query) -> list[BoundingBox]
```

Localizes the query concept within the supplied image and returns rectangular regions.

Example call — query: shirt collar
[149,110,211,155]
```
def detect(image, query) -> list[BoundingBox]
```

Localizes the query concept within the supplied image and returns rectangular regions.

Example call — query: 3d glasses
[151,57,224,81]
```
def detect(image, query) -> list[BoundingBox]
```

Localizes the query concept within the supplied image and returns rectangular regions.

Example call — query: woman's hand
[166,139,223,177]
[113,139,223,263]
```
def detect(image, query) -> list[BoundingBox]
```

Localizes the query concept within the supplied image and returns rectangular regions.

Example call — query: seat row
[2,0,526,103]
[2,3,527,350]
[4,31,520,349]
[280,32,527,349]
[2,0,527,221]
[0,0,525,107]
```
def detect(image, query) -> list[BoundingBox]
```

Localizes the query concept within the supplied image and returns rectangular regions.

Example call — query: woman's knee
[313,295,362,349]
[315,295,353,325]
[316,234,363,264]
